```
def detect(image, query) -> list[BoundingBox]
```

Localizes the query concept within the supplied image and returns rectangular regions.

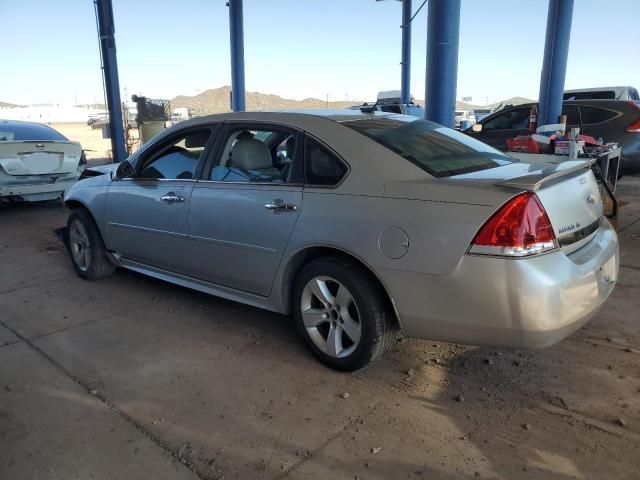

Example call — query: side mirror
[471,123,483,133]
[114,160,135,180]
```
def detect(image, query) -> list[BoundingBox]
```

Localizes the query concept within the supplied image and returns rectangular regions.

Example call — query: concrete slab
[0,269,171,339]
[0,324,19,347]
[289,392,638,480]
[0,342,197,480]
[34,304,380,480]
[1,175,640,479]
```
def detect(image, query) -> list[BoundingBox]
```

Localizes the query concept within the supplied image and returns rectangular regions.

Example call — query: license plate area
[599,254,617,288]
[18,152,63,174]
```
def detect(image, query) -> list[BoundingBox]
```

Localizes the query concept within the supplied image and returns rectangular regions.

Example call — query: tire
[293,256,396,371]
[67,208,116,280]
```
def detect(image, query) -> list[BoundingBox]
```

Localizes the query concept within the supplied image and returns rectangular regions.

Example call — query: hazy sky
[1,0,638,106]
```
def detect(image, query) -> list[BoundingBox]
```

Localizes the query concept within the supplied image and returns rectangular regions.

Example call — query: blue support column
[538,0,574,129]
[400,0,412,104]
[95,0,127,163]
[228,0,246,112]
[425,0,461,127]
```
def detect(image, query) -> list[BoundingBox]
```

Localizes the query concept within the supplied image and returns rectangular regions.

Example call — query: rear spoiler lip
[0,140,81,146]
[496,158,596,191]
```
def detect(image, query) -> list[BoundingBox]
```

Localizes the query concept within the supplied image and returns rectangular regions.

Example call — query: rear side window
[563,91,616,100]
[580,107,617,125]
[0,121,67,141]
[629,89,640,101]
[305,138,347,186]
[343,118,512,178]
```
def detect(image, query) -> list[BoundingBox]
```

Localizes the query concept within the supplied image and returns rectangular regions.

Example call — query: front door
[105,128,215,272]
[186,124,303,296]
[469,106,531,150]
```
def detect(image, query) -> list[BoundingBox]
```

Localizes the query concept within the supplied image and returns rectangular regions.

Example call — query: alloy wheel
[69,220,91,272]
[300,276,362,358]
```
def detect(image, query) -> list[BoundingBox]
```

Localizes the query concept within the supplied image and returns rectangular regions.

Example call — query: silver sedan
[64,111,619,371]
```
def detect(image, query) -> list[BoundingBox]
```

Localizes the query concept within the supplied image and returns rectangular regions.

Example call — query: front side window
[343,117,512,178]
[380,105,402,114]
[305,138,348,186]
[482,108,530,131]
[562,106,581,128]
[138,129,211,179]
[210,127,297,183]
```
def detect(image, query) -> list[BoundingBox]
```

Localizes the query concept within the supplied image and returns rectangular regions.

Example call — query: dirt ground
[0,176,639,479]
[52,122,141,161]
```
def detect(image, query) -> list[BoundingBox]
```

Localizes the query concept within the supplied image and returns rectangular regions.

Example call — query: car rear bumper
[0,173,80,201]
[383,219,619,348]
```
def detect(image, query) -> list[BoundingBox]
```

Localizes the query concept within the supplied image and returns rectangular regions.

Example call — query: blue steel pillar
[400,0,412,104]
[537,0,574,129]
[95,0,127,163]
[425,0,461,127]
[228,0,246,112]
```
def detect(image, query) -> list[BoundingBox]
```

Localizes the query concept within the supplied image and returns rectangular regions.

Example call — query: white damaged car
[0,119,85,203]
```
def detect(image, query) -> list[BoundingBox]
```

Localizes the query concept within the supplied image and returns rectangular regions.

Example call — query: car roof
[564,86,633,93]
[178,109,406,129]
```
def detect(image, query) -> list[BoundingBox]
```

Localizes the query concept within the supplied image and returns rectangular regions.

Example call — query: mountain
[0,101,23,108]
[487,96,535,108]
[171,86,361,115]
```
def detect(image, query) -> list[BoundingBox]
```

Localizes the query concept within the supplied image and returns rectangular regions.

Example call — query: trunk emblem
[35,143,45,150]
[586,193,595,204]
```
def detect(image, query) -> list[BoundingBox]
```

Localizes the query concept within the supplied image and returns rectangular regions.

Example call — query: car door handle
[160,193,185,203]
[265,202,297,212]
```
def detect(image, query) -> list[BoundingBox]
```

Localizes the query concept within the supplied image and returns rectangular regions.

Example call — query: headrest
[231,139,272,170]
[185,131,210,148]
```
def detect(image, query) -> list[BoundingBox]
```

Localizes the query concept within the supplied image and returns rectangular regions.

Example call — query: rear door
[105,127,216,272]
[578,104,621,140]
[186,123,303,296]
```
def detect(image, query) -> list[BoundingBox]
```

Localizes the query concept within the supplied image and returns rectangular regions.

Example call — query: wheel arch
[279,245,403,332]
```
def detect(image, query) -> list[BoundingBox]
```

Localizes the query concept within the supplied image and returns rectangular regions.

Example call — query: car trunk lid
[451,159,603,253]
[0,141,82,175]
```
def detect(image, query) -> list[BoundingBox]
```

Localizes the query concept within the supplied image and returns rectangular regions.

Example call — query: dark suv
[465,100,640,174]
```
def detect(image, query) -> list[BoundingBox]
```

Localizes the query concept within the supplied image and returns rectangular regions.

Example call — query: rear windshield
[563,91,616,100]
[0,121,67,141]
[343,117,512,178]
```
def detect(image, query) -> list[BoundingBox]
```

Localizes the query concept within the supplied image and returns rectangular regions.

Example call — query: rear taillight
[626,118,640,133]
[627,102,640,132]
[470,192,558,257]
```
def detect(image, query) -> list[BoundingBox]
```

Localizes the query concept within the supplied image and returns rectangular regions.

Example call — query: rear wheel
[293,257,395,371]
[67,209,116,280]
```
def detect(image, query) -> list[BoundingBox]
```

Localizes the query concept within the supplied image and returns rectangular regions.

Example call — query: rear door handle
[160,192,185,203]
[265,201,297,212]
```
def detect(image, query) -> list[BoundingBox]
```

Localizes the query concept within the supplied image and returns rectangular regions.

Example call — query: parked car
[350,90,425,117]
[64,111,619,371]
[564,86,640,102]
[465,100,640,173]
[0,119,85,203]
[87,112,108,126]
[455,110,476,129]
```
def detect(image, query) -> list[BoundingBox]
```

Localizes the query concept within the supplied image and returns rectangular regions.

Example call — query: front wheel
[67,209,116,280]
[293,257,396,371]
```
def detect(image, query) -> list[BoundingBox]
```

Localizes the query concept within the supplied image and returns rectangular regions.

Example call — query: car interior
[210,129,296,183]
[138,130,211,180]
